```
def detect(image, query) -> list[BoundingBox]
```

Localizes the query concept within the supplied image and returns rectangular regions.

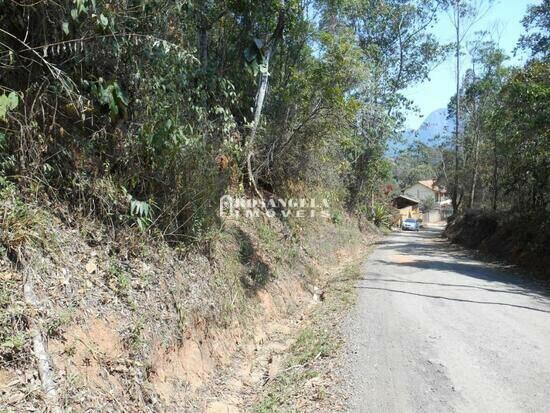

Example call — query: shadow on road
[360,277,544,299]
[369,228,550,299]
[354,285,550,314]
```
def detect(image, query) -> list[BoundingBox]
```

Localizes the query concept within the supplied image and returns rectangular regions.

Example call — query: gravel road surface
[342,226,550,413]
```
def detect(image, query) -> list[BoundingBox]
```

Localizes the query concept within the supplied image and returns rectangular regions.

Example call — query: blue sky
[403,0,534,130]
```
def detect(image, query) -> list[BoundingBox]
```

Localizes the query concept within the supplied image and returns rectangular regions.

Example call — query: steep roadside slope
[0,190,379,412]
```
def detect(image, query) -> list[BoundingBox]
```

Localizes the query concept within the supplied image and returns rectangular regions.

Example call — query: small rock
[85,260,97,274]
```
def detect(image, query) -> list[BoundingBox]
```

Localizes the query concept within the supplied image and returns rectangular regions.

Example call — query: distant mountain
[416,108,454,145]
[388,108,454,156]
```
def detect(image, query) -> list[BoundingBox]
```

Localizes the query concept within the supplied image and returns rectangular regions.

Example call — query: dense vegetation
[395,0,549,218]
[0,0,450,246]
[1,0,547,248]
[0,1,547,410]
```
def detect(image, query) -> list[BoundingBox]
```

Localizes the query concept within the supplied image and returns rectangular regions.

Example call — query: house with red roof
[403,179,452,223]
[404,179,450,206]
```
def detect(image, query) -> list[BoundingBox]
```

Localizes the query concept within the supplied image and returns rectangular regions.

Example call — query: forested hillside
[391,1,549,271]
[0,0,548,411]
[0,0,446,238]
[0,1,448,411]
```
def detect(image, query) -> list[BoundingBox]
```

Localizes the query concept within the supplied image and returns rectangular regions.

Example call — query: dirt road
[342,226,550,413]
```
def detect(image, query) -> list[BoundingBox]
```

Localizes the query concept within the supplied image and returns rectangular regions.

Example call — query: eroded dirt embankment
[0,206,378,412]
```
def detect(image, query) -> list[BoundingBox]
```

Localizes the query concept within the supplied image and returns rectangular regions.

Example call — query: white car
[401,218,420,231]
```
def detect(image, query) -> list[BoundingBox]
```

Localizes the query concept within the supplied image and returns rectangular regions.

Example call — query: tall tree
[246,0,287,195]
[444,0,493,212]
[517,0,550,60]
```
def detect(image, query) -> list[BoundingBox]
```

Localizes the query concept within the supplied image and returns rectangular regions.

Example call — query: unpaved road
[342,226,550,413]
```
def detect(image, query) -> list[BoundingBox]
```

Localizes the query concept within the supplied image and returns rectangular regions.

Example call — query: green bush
[370,204,391,228]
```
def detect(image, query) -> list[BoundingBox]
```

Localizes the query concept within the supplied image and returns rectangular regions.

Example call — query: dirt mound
[444,210,550,275]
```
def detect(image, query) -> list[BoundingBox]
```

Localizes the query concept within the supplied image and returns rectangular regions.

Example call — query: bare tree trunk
[452,0,461,213]
[196,7,227,72]
[23,268,61,413]
[492,134,498,210]
[249,62,271,149]
[468,56,479,209]
[246,67,270,194]
[246,3,286,195]
[469,133,479,208]
[198,25,208,70]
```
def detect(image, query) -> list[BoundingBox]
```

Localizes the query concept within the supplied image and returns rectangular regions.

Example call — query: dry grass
[0,184,48,257]
[252,262,366,413]
[0,186,379,412]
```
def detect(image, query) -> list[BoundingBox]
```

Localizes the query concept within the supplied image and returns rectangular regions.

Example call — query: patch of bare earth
[0,208,378,412]
[249,233,379,412]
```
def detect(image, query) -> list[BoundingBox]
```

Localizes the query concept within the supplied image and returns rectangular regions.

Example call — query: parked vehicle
[402,218,420,231]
